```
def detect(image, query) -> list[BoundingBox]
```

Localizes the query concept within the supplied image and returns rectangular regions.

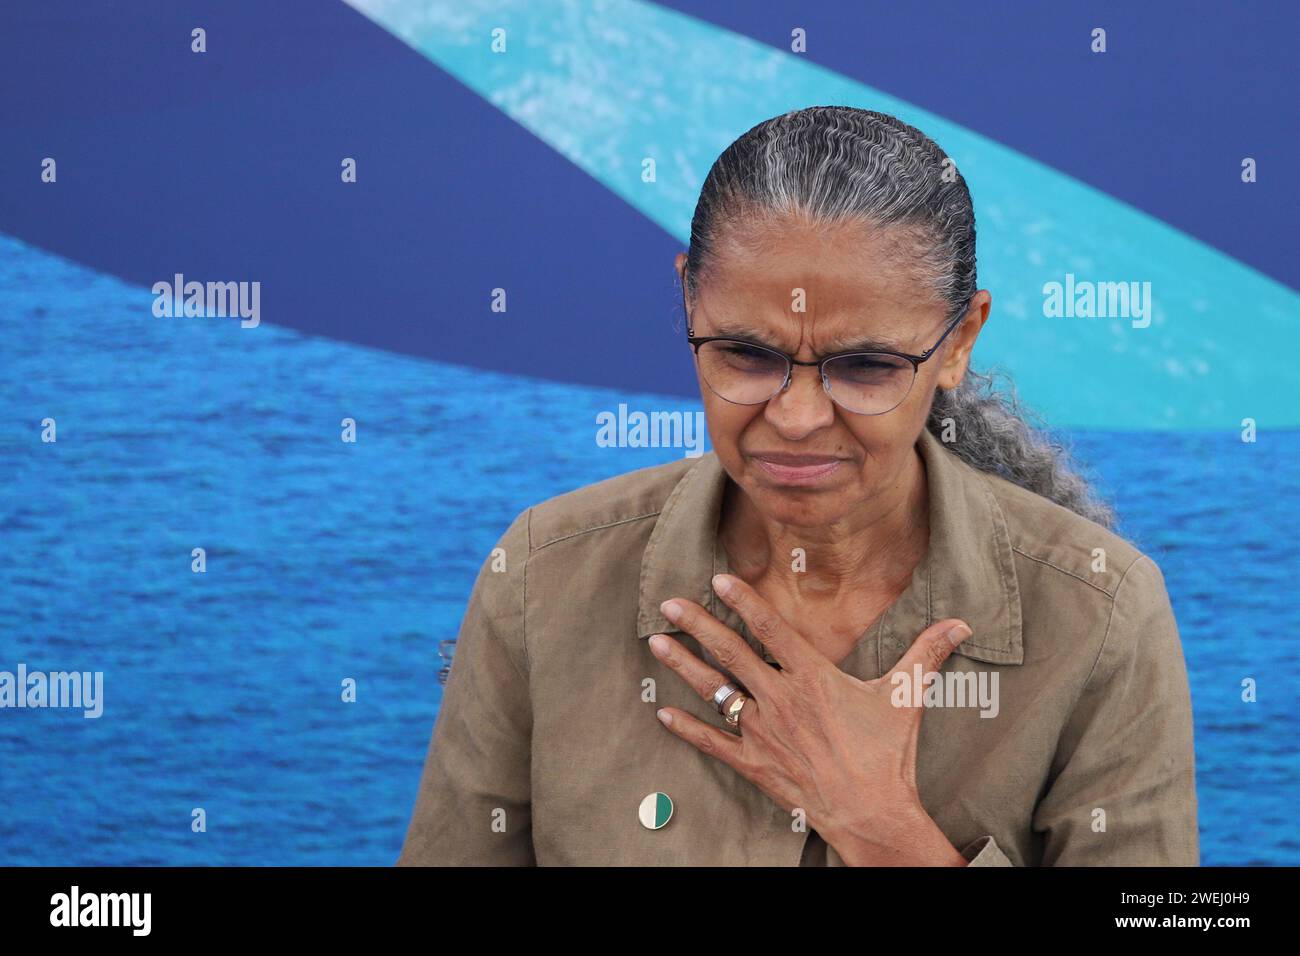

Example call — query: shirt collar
[635,426,1024,670]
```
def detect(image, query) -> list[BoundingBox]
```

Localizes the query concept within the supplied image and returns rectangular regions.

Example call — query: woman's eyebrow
[711,323,907,353]
[708,324,785,347]
[820,332,910,352]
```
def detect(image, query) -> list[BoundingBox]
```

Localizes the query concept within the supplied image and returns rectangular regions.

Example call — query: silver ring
[712,682,739,713]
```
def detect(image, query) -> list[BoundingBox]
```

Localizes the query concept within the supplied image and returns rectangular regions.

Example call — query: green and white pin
[638,791,674,830]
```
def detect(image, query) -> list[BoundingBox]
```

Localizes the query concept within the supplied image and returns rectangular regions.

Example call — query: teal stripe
[346,0,1300,429]
[655,791,673,828]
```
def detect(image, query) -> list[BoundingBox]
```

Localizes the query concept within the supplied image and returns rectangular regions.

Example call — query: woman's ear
[936,290,991,389]
[675,255,694,332]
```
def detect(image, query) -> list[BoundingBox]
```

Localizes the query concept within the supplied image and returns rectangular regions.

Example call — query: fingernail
[656,708,673,726]
[648,633,668,654]
[711,574,732,597]
[660,599,682,622]
[946,623,973,647]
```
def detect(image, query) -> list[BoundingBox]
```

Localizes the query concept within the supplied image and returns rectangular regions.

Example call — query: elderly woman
[398,106,1198,866]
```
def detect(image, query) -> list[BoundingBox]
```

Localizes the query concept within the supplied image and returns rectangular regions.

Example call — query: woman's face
[675,213,989,529]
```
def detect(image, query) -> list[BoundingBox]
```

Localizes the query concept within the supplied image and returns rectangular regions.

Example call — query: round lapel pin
[638,791,674,830]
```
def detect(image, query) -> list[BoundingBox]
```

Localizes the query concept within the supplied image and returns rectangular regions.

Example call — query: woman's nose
[764,365,836,434]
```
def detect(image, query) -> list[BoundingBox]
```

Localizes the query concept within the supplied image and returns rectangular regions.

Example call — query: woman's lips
[751,453,846,486]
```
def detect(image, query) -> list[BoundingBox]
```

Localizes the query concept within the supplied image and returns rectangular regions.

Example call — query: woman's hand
[649,572,973,867]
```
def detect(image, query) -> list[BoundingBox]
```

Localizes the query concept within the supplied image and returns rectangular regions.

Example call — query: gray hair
[684,105,1115,529]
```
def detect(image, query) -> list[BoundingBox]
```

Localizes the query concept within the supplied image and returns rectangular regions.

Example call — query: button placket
[708,535,809,864]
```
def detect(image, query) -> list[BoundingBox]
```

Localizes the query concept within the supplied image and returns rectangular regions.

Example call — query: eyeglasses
[684,304,966,416]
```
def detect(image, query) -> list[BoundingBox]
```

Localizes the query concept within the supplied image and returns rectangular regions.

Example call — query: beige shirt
[398,426,1199,866]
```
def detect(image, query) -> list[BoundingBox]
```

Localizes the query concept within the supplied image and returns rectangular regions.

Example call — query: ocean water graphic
[1,234,1296,865]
